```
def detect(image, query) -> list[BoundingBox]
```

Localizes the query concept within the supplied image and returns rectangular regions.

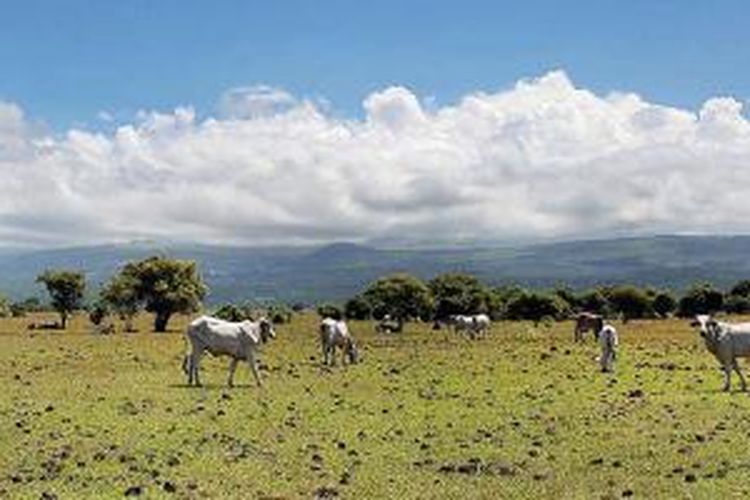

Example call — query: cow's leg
[722,364,732,392]
[321,340,329,366]
[330,346,338,366]
[189,351,203,386]
[733,361,747,391]
[182,355,191,385]
[227,358,239,387]
[247,351,262,387]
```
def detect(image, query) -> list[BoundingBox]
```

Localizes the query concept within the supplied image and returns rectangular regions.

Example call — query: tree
[428,273,490,320]
[213,303,248,322]
[553,286,580,312]
[505,291,567,324]
[578,288,611,316]
[118,256,207,332]
[101,273,140,332]
[363,273,432,323]
[652,291,677,318]
[36,269,86,329]
[730,280,750,298]
[677,283,724,317]
[344,294,371,320]
[0,295,10,318]
[267,304,293,324]
[725,294,750,314]
[605,285,652,322]
[488,285,524,319]
[88,300,110,326]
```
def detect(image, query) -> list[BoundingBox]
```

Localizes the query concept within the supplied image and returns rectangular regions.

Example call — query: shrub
[317,304,343,320]
[213,303,248,322]
[677,283,724,317]
[344,295,371,320]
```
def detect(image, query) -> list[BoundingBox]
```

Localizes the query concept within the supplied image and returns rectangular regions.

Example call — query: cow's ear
[689,320,699,327]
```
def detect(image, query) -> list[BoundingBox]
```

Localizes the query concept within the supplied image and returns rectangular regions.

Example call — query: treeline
[6,261,750,330]
[319,273,750,323]
[1,256,207,332]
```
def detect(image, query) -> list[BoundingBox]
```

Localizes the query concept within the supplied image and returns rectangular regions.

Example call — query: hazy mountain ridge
[2,235,750,304]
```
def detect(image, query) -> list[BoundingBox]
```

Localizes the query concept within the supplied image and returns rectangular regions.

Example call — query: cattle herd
[179,311,750,392]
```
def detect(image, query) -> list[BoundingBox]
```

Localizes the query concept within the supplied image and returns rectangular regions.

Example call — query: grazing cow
[452,314,491,339]
[320,318,359,366]
[375,314,403,334]
[598,324,618,373]
[183,316,276,387]
[691,314,750,392]
[574,312,604,342]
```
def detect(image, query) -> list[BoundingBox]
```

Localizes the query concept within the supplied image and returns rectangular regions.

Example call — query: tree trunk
[153,311,172,332]
[60,312,68,330]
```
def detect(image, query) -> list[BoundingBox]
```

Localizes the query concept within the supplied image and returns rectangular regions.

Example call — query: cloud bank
[1,70,749,247]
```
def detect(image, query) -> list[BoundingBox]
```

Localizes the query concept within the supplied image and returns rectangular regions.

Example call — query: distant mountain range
[1,235,750,305]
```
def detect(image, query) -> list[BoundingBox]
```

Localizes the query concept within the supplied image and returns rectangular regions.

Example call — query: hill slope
[1,235,749,304]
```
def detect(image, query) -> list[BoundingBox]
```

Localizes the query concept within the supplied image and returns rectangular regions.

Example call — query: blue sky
[1,0,748,128]
[2,1,750,247]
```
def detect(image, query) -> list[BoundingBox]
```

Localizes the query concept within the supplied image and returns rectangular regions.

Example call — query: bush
[577,288,611,316]
[317,304,343,320]
[0,295,10,318]
[267,304,293,324]
[428,273,491,320]
[213,303,248,322]
[344,295,371,320]
[605,285,652,321]
[725,294,750,314]
[88,300,110,326]
[677,283,724,317]
[652,291,677,318]
[363,273,432,322]
[505,291,568,324]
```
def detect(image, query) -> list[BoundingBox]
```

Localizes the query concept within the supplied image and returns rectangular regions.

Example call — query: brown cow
[573,312,604,342]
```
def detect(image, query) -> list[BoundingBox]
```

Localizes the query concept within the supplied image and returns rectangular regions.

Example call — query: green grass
[2,313,750,498]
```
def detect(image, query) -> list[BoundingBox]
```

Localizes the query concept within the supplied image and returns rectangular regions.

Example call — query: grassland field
[2,313,750,499]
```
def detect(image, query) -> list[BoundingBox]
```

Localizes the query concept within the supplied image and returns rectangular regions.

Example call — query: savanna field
[3,314,750,499]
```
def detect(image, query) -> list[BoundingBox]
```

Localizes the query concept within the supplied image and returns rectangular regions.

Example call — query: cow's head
[690,314,721,340]
[346,338,360,364]
[258,317,276,343]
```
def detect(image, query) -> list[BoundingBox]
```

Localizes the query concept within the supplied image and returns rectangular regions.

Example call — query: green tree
[505,291,567,324]
[363,273,433,323]
[652,291,677,318]
[317,303,343,320]
[101,273,141,332]
[118,256,207,332]
[213,303,248,322]
[677,283,724,317]
[36,269,86,329]
[0,295,10,318]
[344,294,371,320]
[725,294,750,314]
[730,279,750,298]
[267,304,293,324]
[578,288,611,316]
[88,299,110,326]
[605,285,652,322]
[488,285,524,319]
[428,273,490,320]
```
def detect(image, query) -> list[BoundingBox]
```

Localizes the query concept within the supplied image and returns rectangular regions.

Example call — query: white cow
[692,314,750,392]
[320,318,359,366]
[452,314,491,339]
[183,315,276,387]
[598,324,618,373]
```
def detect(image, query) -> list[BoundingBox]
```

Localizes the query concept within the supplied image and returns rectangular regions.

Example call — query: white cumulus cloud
[1,70,750,248]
